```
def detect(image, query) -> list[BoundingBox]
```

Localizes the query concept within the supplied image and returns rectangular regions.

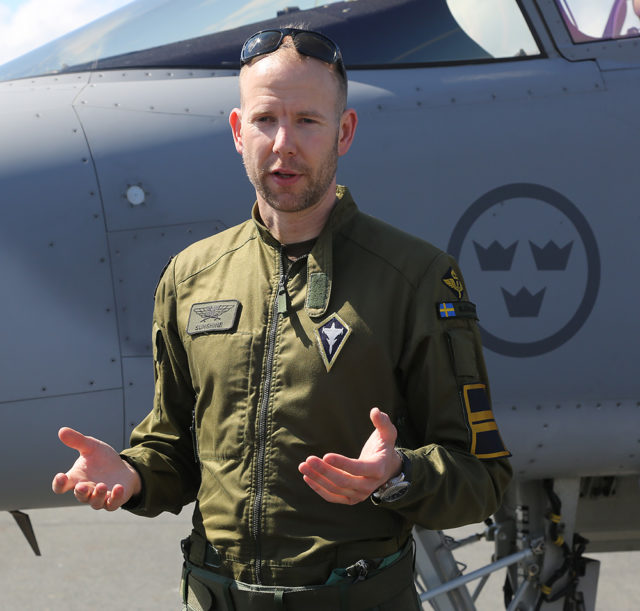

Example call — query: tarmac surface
[1,505,638,610]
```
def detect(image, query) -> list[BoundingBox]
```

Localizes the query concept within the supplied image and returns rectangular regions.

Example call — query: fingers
[58,427,95,454]
[73,481,96,503]
[323,453,384,478]
[88,483,108,510]
[298,456,374,505]
[53,476,127,510]
[369,408,397,444]
[71,482,123,511]
[301,471,352,504]
[52,472,72,494]
[106,485,126,511]
[301,456,367,487]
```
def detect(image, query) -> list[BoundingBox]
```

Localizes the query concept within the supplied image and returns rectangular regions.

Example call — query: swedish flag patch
[437,301,478,320]
[462,384,510,460]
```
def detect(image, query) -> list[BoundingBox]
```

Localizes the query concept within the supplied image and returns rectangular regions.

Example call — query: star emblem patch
[315,314,351,372]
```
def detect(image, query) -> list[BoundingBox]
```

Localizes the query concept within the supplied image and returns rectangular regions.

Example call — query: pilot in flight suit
[121,185,512,610]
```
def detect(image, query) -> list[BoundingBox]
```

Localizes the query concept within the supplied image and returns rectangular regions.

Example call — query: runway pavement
[0,505,189,610]
[0,506,638,609]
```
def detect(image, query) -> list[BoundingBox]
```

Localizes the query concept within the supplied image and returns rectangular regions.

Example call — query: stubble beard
[244,142,339,213]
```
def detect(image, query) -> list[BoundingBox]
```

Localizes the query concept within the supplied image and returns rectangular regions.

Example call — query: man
[53,28,511,610]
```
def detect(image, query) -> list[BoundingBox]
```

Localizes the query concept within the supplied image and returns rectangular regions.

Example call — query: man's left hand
[298,407,402,505]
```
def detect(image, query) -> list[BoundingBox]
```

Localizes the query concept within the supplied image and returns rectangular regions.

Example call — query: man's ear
[229,108,243,154]
[337,108,358,157]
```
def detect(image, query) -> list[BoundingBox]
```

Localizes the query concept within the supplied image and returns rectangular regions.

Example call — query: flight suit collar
[250,185,358,319]
[305,185,357,319]
[250,204,282,250]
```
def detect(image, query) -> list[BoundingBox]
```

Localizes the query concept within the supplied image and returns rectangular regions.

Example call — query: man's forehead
[240,47,337,94]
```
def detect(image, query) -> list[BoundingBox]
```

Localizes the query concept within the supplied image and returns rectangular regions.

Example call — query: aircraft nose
[0,74,121,404]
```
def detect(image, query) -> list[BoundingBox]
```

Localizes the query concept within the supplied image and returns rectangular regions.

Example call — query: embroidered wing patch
[441,267,465,299]
[186,300,240,335]
[315,314,351,372]
[462,384,511,459]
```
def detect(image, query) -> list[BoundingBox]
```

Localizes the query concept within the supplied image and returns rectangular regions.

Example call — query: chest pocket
[190,332,253,460]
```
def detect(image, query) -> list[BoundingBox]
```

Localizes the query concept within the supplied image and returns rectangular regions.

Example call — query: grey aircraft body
[1,0,639,609]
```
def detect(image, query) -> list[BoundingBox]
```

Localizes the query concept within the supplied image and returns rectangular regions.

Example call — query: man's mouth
[270,169,301,183]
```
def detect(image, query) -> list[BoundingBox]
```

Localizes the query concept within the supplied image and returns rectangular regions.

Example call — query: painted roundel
[447,184,600,358]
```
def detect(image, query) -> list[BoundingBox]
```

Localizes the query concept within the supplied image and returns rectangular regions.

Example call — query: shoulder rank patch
[442,267,465,299]
[437,301,478,320]
[462,384,511,460]
[315,313,351,372]
[187,300,240,335]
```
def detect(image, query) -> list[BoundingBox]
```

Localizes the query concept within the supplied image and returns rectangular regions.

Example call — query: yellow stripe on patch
[463,384,511,460]
[474,421,499,433]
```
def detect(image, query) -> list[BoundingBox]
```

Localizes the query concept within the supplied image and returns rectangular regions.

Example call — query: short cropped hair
[239,25,348,116]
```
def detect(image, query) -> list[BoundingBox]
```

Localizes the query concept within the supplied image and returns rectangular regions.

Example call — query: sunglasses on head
[240,28,345,78]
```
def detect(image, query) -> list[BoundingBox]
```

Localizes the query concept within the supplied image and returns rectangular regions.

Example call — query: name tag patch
[187,300,240,335]
[462,384,511,460]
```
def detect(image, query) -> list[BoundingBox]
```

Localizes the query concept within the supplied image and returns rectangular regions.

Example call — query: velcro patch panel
[462,384,510,460]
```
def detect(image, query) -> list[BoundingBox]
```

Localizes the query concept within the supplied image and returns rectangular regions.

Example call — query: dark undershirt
[283,238,316,261]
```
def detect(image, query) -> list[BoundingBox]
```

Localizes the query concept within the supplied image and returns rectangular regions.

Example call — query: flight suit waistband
[181,539,417,611]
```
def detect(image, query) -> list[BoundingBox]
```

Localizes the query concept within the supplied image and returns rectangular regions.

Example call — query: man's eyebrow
[246,106,328,120]
[295,109,326,119]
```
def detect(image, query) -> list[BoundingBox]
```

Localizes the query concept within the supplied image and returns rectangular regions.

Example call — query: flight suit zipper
[252,247,290,584]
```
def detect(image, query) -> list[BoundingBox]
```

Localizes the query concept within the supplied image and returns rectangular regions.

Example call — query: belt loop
[181,536,192,562]
[339,582,349,611]
[410,536,417,571]
[221,582,236,611]
[274,589,285,609]
[180,563,189,604]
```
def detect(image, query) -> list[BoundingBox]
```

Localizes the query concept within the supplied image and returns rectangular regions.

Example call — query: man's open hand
[298,408,402,505]
[52,427,141,511]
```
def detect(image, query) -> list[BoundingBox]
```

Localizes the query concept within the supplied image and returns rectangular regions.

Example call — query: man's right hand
[51,427,141,511]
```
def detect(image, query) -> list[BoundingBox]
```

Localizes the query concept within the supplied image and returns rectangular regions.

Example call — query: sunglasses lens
[294,32,337,64]
[240,29,343,75]
[241,30,282,63]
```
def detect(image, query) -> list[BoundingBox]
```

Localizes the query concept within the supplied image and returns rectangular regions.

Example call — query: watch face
[376,481,410,503]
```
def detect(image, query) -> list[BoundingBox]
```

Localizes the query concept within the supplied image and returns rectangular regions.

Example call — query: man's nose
[272,125,296,156]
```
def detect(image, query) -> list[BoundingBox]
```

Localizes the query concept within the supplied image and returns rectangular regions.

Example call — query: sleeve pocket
[446,326,480,381]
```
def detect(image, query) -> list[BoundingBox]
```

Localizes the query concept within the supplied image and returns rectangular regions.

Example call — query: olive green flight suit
[121,186,511,608]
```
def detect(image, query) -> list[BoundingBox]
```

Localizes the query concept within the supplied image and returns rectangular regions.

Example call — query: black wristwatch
[371,449,411,504]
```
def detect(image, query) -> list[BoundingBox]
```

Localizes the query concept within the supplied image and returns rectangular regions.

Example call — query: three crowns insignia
[315,314,351,372]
